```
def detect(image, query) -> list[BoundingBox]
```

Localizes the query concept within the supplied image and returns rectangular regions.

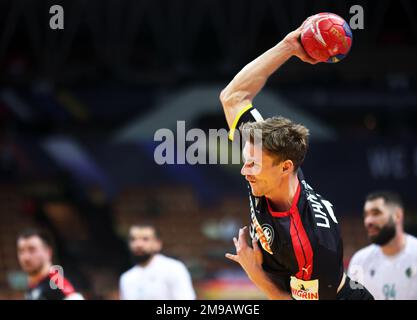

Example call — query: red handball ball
[300,12,353,63]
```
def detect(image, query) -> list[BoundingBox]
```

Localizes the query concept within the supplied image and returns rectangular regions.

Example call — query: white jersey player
[119,224,196,300]
[348,191,417,300]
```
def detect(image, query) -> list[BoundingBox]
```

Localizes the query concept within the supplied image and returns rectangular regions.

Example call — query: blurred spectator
[119,224,196,300]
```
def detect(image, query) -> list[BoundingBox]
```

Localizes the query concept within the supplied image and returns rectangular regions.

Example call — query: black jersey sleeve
[228,103,264,142]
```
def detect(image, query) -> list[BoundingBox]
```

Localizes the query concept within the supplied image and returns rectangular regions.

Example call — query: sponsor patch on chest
[290,276,319,300]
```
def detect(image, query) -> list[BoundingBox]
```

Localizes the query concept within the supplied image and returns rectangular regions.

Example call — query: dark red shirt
[25,270,77,300]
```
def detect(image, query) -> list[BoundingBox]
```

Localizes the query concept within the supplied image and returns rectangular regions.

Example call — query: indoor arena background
[0,0,416,299]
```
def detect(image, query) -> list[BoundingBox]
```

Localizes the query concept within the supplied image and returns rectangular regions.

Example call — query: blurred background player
[348,191,417,300]
[17,228,84,300]
[119,224,196,300]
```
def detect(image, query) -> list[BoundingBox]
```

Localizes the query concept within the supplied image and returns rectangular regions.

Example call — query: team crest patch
[261,224,274,247]
[405,266,417,278]
[250,215,274,255]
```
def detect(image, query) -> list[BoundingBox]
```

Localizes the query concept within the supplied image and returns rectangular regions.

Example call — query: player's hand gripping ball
[300,12,352,63]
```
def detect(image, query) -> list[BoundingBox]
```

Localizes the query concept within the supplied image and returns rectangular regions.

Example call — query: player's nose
[364,215,374,227]
[241,162,250,176]
[133,240,145,249]
[365,219,379,233]
[19,252,31,261]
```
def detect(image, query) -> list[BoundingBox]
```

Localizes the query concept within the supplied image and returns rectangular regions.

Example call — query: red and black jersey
[230,104,344,300]
[25,270,78,300]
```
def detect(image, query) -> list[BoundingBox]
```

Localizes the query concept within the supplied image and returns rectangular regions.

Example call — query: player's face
[363,198,397,245]
[129,226,161,262]
[241,141,284,197]
[17,236,51,275]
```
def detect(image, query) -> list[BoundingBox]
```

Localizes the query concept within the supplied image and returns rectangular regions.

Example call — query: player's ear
[46,246,53,260]
[281,160,294,174]
[155,239,162,252]
[394,207,404,225]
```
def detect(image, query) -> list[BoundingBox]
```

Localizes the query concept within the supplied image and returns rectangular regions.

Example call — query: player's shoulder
[405,234,417,254]
[156,254,188,270]
[298,171,318,198]
[350,243,379,263]
[298,172,333,211]
[155,254,192,278]
[120,265,139,282]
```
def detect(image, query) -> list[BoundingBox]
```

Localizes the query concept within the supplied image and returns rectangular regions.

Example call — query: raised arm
[219,26,317,129]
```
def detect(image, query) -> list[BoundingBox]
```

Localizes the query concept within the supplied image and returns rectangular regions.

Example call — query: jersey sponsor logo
[301,264,312,276]
[290,276,319,300]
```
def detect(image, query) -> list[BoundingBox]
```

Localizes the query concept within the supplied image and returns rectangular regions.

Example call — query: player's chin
[250,186,264,197]
[24,266,37,274]
[368,232,380,241]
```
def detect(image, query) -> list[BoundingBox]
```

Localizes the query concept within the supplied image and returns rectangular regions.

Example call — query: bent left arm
[226,227,292,300]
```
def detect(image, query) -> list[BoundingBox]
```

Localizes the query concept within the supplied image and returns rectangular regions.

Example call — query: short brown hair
[240,116,309,170]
